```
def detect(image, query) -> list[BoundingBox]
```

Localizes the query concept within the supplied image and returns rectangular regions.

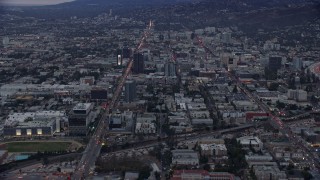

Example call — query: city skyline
[0,0,319,179]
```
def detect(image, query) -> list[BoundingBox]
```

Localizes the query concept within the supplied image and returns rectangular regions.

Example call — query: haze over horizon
[1,0,75,6]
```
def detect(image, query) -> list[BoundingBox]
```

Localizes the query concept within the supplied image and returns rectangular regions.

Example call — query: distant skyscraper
[133,53,144,74]
[109,9,113,16]
[116,49,123,66]
[165,62,176,77]
[268,56,282,71]
[124,80,136,103]
[293,58,302,70]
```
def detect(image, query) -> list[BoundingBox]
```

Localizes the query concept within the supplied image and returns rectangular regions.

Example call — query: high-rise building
[68,103,93,136]
[165,62,176,77]
[268,56,282,71]
[133,53,144,74]
[124,80,136,103]
[116,49,123,66]
[293,58,302,70]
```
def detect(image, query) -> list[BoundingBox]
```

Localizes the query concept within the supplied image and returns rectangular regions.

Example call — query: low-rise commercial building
[237,136,263,151]
[171,170,235,180]
[4,111,66,137]
[172,149,199,166]
[200,144,227,157]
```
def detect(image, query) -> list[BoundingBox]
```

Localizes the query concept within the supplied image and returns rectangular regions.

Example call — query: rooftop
[73,103,92,111]
[5,111,65,127]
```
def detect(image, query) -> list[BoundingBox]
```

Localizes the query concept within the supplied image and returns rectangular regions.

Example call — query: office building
[124,80,136,103]
[287,89,307,102]
[165,62,176,77]
[293,57,302,70]
[268,56,282,71]
[253,165,286,180]
[237,136,263,151]
[116,49,123,66]
[68,103,93,136]
[133,53,144,74]
[171,149,199,166]
[91,88,108,101]
[109,111,134,132]
[80,76,95,85]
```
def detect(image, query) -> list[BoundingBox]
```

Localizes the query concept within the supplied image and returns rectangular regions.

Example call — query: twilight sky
[1,0,75,6]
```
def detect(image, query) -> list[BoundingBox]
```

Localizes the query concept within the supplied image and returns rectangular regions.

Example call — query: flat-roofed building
[171,170,235,180]
[68,103,94,136]
[200,143,227,157]
[172,149,199,166]
[3,111,66,137]
[237,136,263,151]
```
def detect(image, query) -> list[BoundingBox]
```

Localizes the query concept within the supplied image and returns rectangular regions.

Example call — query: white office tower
[56,118,61,133]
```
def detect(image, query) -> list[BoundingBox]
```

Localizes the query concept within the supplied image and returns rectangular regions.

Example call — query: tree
[311,95,319,104]
[302,170,313,180]
[232,85,238,93]
[162,150,173,167]
[203,164,211,171]
[199,156,208,164]
[304,106,312,111]
[138,134,145,141]
[250,166,257,180]
[305,85,312,92]
[42,157,49,165]
[154,172,161,180]
[268,83,279,91]
[288,104,298,110]
[191,33,195,40]
[138,166,152,180]
[224,138,248,174]
[264,68,277,80]
[276,101,286,109]
[287,163,294,171]
[300,75,306,84]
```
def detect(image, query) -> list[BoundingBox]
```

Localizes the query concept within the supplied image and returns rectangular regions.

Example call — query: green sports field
[6,142,71,152]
